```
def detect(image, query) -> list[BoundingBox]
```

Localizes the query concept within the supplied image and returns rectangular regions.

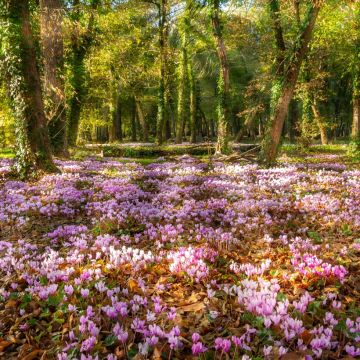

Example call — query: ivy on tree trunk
[210,0,231,154]
[67,0,99,147]
[1,0,58,178]
[156,0,169,145]
[262,2,321,165]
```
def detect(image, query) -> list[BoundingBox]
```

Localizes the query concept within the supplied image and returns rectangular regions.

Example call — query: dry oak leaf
[178,302,205,312]
[0,340,13,352]
[22,349,43,360]
[281,352,306,360]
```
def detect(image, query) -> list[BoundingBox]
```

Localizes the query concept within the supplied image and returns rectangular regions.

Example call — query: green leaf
[128,346,138,358]
[276,292,287,302]
[308,300,321,313]
[307,231,322,244]
[104,334,117,346]
[47,294,63,307]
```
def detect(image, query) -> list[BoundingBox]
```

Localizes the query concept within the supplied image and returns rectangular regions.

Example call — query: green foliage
[348,139,360,160]
[102,144,215,157]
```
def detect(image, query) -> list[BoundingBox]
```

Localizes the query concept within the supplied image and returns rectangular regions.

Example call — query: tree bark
[176,29,188,143]
[1,0,58,177]
[131,96,137,142]
[352,97,360,139]
[156,0,169,145]
[67,0,98,146]
[188,57,197,143]
[110,87,122,142]
[135,97,149,142]
[262,4,321,164]
[211,0,230,154]
[269,0,286,77]
[311,101,328,145]
[40,0,68,157]
[352,5,360,140]
[310,99,328,145]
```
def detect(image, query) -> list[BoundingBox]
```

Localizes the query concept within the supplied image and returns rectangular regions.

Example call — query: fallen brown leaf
[22,350,43,360]
[178,302,205,312]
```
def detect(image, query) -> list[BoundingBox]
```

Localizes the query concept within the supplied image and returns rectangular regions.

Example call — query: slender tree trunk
[311,100,328,145]
[110,89,122,142]
[156,0,169,145]
[176,33,188,143]
[135,97,149,142]
[288,99,299,142]
[262,5,321,164]
[352,6,360,140]
[67,48,86,146]
[353,97,360,139]
[188,57,197,143]
[1,0,58,177]
[40,0,68,157]
[211,0,230,154]
[131,96,137,142]
[166,92,175,140]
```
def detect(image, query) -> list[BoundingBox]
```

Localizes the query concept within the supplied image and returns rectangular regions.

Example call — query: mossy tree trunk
[156,0,169,145]
[188,56,197,144]
[1,0,58,177]
[262,3,321,165]
[131,96,137,142]
[352,5,360,140]
[135,96,149,142]
[67,0,99,146]
[40,0,68,157]
[210,0,230,154]
[353,96,360,139]
[110,86,122,142]
[176,26,189,144]
[312,99,328,145]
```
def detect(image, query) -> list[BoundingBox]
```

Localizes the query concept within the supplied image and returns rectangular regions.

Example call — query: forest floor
[0,145,359,360]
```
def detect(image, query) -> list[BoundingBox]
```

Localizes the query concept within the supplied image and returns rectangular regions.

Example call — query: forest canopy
[0,0,359,175]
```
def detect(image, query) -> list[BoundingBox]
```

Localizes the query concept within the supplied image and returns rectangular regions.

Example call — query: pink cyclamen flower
[81,288,90,298]
[214,338,231,353]
[345,344,360,357]
[192,332,201,343]
[192,342,207,355]
[64,284,74,296]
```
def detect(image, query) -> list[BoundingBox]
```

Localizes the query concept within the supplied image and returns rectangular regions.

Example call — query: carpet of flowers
[0,153,359,359]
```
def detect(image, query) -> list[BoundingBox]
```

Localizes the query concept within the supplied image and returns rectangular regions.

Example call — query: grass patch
[102,144,215,158]
[0,147,15,159]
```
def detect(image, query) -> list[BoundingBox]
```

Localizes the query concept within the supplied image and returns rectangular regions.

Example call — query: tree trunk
[262,5,321,164]
[67,47,86,146]
[131,96,137,142]
[67,0,98,146]
[156,0,169,145]
[40,0,68,157]
[176,33,188,144]
[312,100,328,145]
[352,97,360,139]
[166,92,175,140]
[135,97,149,142]
[188,57,197,143]
[2,0,58,177]
[352,5,360,140]
[211,0,230,154]
[110,88,122,142]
